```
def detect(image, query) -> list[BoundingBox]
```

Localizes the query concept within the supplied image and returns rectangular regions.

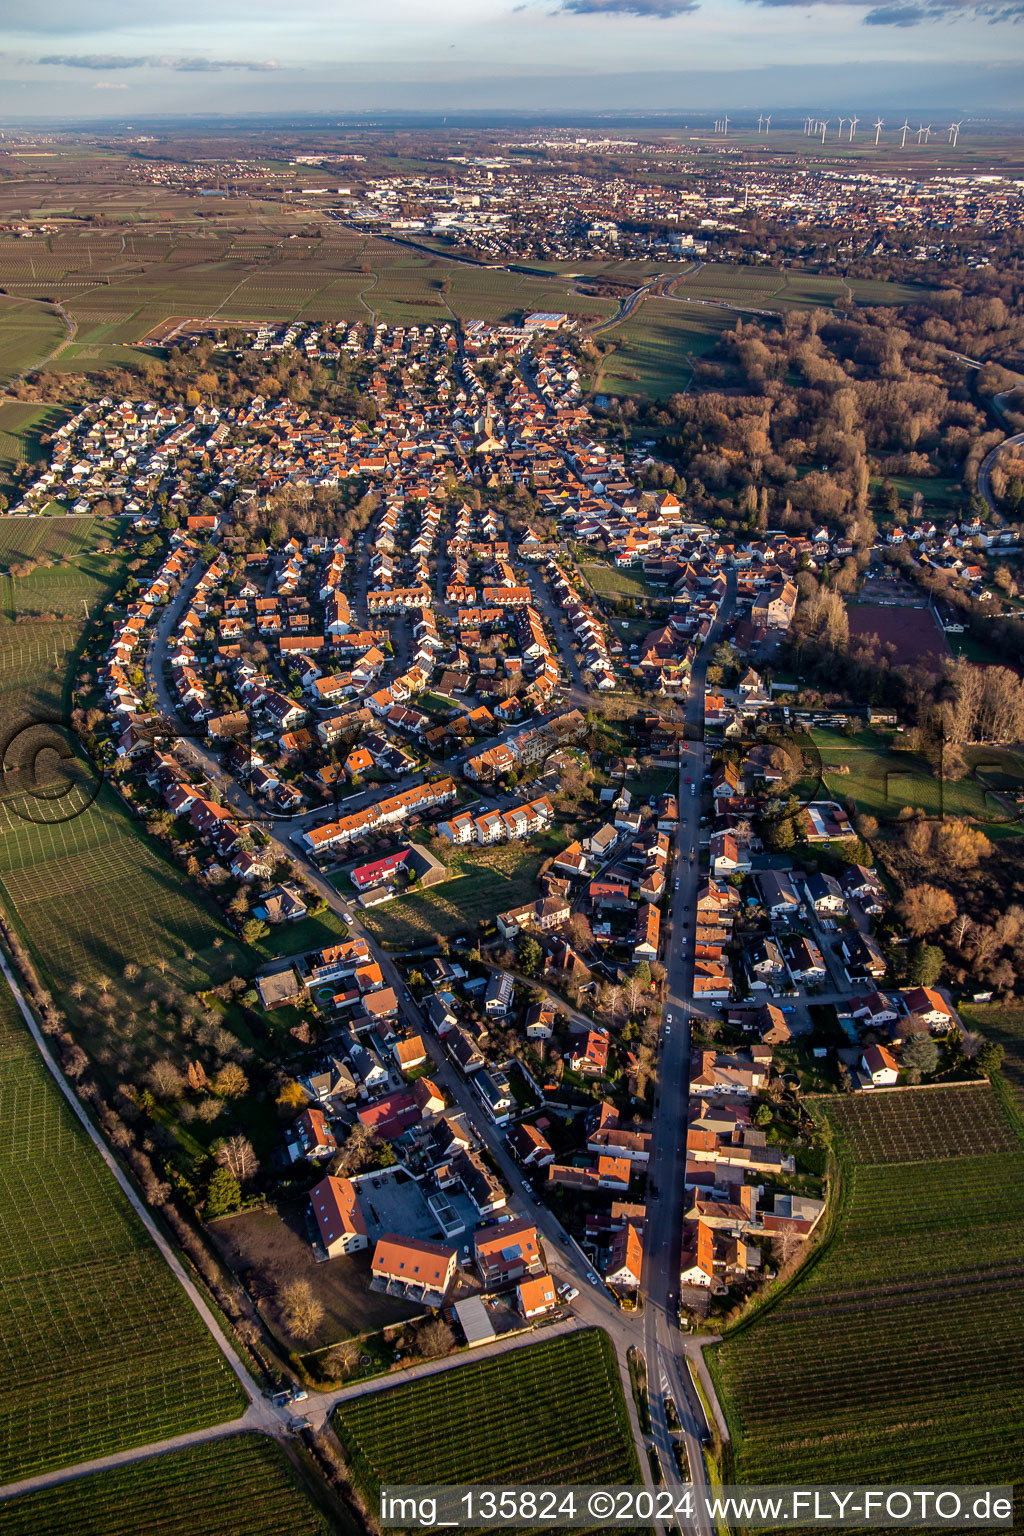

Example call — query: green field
[0,784,247,1061]
[255,905,354,961]
[0,298,67,385]
[0,515,127,619]
[710,1084,1024,1489]
[960,1003,1024,1108]
[0,1435,338,1535]
[0,402,69,491]
[358,834,564,948]
[869,473,963,515]
[596,297,737,399]
[669,263,931,312]
[334,1330,640,1502]
[580,559,652,600]
[811,727,1024,835]
[0,981,244,1481]
[0,618,82,732]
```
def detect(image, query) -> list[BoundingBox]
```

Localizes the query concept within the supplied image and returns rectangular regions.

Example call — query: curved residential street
[7,541,741,1526]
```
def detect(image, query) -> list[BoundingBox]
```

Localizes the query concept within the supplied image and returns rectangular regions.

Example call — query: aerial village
[13,311,988,1345]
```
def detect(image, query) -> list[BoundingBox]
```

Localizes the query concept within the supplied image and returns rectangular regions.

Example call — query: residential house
[371,1234,458,1304]
[861,1044,899,1086]
[474,1220,544,1288]
[308,1175,367,1258]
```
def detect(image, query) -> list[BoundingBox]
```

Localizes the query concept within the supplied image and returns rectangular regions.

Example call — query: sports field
[845,601,951,668]
[333,1330,640,1501]
[0,1435,339,1536]
[710,1084,1024,1489]
[0,982,244,1481]
[810,727,1024,833]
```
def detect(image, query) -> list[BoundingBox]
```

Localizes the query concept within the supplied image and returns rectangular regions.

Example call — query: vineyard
[961,1002,1024,1108]
[0,785,245,1060]
[0,982,244,1482]
[0,1435,338,1535]
[822,1082,1019,1161]
[333,1330,640,1502]
[710,1085,1024,1490]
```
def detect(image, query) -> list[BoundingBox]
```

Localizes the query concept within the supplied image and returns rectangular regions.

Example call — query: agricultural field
[334,1329,640,1502]
[357,834,564,948]
[823,1081,1019,1161]
[960,1002,1024,1108]
[669,264,931,312]
[710,1085,1024,1490]
[810,726,1024,834]
[845,600,951,668]
[0,402,68,491]
[0,224,616,366]
[595,297,737,399]
[0,783,247,1063]
[671,264,785,306]
[0,619,81,735]
[0,515,127,620]
[0,981,245,1482]
[0,297,67,386]
[0,1435,339,1536]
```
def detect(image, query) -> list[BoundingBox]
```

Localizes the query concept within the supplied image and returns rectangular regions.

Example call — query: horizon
[2,0,1023,119]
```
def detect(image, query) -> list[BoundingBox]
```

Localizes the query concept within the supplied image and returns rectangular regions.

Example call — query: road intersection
[132,542,740,1528]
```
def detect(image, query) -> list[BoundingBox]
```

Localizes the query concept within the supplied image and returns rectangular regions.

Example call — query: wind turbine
[849,115,859,141]
[915,124,926,145]
[900,119,910,148]
[820,118,829,144]
[922,124,932,143]
[873,117,884,145]
[838,116,848,139]
[764,114,772,133]
[948,119,963,147]
[722,114,729,136]
[757,113,764,133]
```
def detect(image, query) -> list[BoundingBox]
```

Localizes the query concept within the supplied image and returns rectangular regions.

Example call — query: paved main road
[137,544,742,1524]
[638,568,736,1533]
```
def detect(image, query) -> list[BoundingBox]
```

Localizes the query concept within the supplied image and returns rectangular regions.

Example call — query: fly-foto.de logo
[0,718,106,827]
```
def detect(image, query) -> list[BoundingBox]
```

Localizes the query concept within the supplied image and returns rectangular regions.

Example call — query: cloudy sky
[1,0,1021,116]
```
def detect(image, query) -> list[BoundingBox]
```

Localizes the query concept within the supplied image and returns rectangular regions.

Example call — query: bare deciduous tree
[216,1135,258,1183]
[279,1279,324,1341]
[898,884,956,937]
